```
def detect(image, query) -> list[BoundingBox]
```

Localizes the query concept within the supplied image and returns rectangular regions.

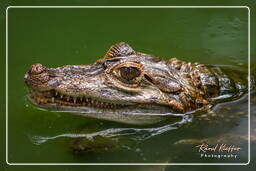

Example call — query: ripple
[28,114,193,145]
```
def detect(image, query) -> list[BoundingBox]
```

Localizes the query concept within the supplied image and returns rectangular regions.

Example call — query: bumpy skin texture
[24,42,241,123]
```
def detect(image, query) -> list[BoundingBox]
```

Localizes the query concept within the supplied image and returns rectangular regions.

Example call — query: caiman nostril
[30,63,45,75]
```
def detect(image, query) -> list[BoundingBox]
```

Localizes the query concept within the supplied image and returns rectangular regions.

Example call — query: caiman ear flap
[104,42,136,58]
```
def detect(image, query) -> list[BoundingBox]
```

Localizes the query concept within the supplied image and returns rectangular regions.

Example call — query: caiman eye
[119,67,141,81]
[109,62,143,87]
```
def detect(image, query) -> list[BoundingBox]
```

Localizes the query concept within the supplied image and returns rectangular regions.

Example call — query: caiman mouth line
[27,89,128,109]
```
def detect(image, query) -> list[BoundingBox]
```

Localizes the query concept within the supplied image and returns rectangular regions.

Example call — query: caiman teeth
[30,90,127,109]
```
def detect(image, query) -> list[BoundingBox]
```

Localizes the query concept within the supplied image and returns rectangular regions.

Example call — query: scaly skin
[24,42,246,124]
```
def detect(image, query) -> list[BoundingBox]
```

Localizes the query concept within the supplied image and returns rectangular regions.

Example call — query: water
[5,6,255,168]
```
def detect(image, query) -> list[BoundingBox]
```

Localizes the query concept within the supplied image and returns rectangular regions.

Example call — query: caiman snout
[24,63,50,90]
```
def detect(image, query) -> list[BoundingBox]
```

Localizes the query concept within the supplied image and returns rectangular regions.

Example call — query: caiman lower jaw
[27,89,129,109]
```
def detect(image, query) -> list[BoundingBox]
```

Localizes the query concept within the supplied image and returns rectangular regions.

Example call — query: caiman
[24,42,248,124]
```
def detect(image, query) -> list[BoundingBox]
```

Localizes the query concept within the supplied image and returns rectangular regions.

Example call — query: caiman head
[24,42,220,124]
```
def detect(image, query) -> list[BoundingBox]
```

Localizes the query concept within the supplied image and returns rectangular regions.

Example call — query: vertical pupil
[120,67,140,80]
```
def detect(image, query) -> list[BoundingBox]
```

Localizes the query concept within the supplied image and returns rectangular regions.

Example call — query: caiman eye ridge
[28,90,127,109]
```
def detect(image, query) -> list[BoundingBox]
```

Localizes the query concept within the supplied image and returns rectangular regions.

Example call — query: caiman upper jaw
[27,89,129,109]
[25,62,186,114]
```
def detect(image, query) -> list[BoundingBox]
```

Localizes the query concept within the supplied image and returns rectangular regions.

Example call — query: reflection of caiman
[24,42,248,124]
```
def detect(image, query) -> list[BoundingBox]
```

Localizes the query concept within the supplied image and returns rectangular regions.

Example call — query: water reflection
[29,114,193,146]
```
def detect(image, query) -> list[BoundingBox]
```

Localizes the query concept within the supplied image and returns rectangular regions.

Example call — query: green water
[4,5,256,170]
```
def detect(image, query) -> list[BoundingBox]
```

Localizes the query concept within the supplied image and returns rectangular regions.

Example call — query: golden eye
[119,66,141,81]
[107,62,143,88]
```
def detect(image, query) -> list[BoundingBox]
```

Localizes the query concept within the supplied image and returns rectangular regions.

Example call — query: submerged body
[24,42,247,124]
